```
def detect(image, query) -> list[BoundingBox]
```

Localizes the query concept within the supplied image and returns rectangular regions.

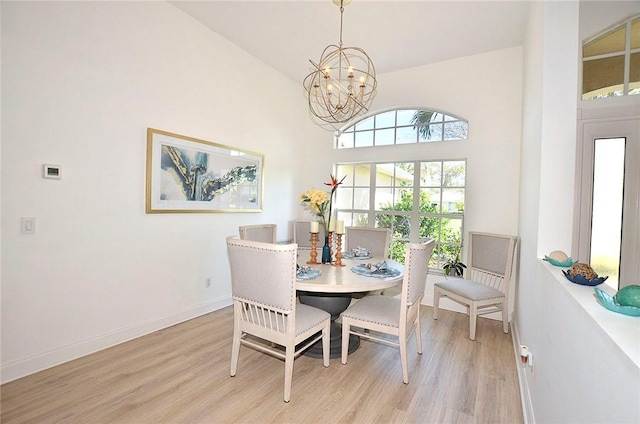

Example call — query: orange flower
[324,174,346,196]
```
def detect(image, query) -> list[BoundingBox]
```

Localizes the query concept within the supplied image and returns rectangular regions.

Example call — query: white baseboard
[1,296,232,384]
[511,318,535,424]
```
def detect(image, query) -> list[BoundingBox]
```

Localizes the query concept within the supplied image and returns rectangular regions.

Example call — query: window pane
[396,126,417,144]
[421,162,442,186]
[353,188,370,209]
[423,123,443,141]
[375,128,395,146]
[336,187,353,208]
[590,138,625,290]
[354,130,374,147]
[375,111,396,128]
[396,162,414,183]
[442,188,465,213]
[443,161,466,186]
[354,164,370,185]
[352,212,369,227]
[420,215,440,239]
[420,188,441,213]
[583,55,625,99]
[375,164,394,186]
[444,121,469,140]
[584,25,626,57]
[431,113,444,122]
[630,52,640,96]
[356,116,374,131]
[389,239,407,263]
[441,217,463,244]
[336,164,354,185]
[375,187,394,210]
[396,109,417,126]
[632,18,640,49]
[337,131,354,148]
[394,188,413,211]
[337,211,353,227]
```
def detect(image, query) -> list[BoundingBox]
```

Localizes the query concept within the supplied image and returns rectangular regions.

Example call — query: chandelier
[303,0,377,128]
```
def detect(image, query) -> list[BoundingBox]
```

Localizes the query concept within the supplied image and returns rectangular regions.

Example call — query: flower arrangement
[300,174,346,233]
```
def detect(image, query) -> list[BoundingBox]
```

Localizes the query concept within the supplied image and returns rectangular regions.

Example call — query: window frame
[581,13,640,100]
[335,108,469,149]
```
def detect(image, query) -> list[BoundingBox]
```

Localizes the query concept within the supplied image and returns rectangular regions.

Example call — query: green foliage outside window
[376,189,461,266]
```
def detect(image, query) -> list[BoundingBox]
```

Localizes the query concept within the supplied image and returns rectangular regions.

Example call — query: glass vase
[321,236,332,264]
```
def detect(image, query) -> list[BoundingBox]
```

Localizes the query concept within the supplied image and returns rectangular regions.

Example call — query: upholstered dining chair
[345,226,391,258]
[346,226,392,297]
[238,224,277,243]
[226,236,330,402]
[340,239,435,384]
[433,232,518,341]
[293,220,325,249]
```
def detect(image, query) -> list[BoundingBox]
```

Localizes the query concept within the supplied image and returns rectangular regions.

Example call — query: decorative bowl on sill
[562,270,608,287]
[594,288,640,317]
[543,255,576,267]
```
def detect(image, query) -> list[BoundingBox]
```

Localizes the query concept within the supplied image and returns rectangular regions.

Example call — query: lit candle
[329,219,336,232]
[337,220,345,234]
[310,221,319,233]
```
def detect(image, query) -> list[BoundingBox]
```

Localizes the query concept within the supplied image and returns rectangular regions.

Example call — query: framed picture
[146,128,264,213]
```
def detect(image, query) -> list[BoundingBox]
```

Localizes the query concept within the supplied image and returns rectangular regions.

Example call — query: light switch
[21,217,36,235]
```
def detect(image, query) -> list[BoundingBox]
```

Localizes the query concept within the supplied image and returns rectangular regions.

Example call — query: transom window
[336,109,468,148]
[335,160,465,269]
[582,13,640,100]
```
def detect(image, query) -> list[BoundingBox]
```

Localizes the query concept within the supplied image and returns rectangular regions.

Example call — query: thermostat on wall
[43,164,61,179]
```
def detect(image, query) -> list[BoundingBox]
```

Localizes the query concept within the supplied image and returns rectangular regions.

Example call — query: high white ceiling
[169,0,531,84]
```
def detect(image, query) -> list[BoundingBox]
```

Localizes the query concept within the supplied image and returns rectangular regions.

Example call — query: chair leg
[415,314,423,355]
[283,346,294,403]
[469,306,477,341]
[341,319,350,365]
[399,332,409,384]
[230,326,241,377]
[322,322,330,368]
[433,289,440,320]
[502,304,509,334]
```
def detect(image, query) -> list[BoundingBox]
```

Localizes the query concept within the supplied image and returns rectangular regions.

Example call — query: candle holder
[306,232,319,264]
[328,231,334,264]
[333,233,345,267]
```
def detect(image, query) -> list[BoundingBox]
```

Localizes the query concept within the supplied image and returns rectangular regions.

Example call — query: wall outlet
[205,277,212,288]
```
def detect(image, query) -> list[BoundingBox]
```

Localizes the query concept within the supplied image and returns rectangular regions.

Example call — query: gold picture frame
[146,128,264,213]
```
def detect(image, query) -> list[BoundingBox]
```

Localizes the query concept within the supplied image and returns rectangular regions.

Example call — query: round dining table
[296,257,404,358]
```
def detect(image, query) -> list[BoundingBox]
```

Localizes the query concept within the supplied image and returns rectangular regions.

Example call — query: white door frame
[574,111,639,288]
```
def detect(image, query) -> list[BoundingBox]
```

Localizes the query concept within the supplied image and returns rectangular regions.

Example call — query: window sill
[540,259,640,369]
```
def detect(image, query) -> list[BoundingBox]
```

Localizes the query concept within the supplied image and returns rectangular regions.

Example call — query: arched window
[334,108,467,270]
[336,108,468,149]
[582,13,640,100]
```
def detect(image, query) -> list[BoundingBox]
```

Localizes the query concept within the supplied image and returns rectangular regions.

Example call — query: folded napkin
[351,261,401,278]
[342,246,372,259]
[296,264,322,281]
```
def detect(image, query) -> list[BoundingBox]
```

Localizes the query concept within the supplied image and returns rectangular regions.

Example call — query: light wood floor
[1,304,523,424]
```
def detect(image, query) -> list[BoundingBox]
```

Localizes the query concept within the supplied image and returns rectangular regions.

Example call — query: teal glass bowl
[544,256,576,267]
[594,288,640,317]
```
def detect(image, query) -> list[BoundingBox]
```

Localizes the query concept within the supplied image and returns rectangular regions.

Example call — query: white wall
[334,47,524,313]
[0,1,319,382]
[515,1,640,423]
